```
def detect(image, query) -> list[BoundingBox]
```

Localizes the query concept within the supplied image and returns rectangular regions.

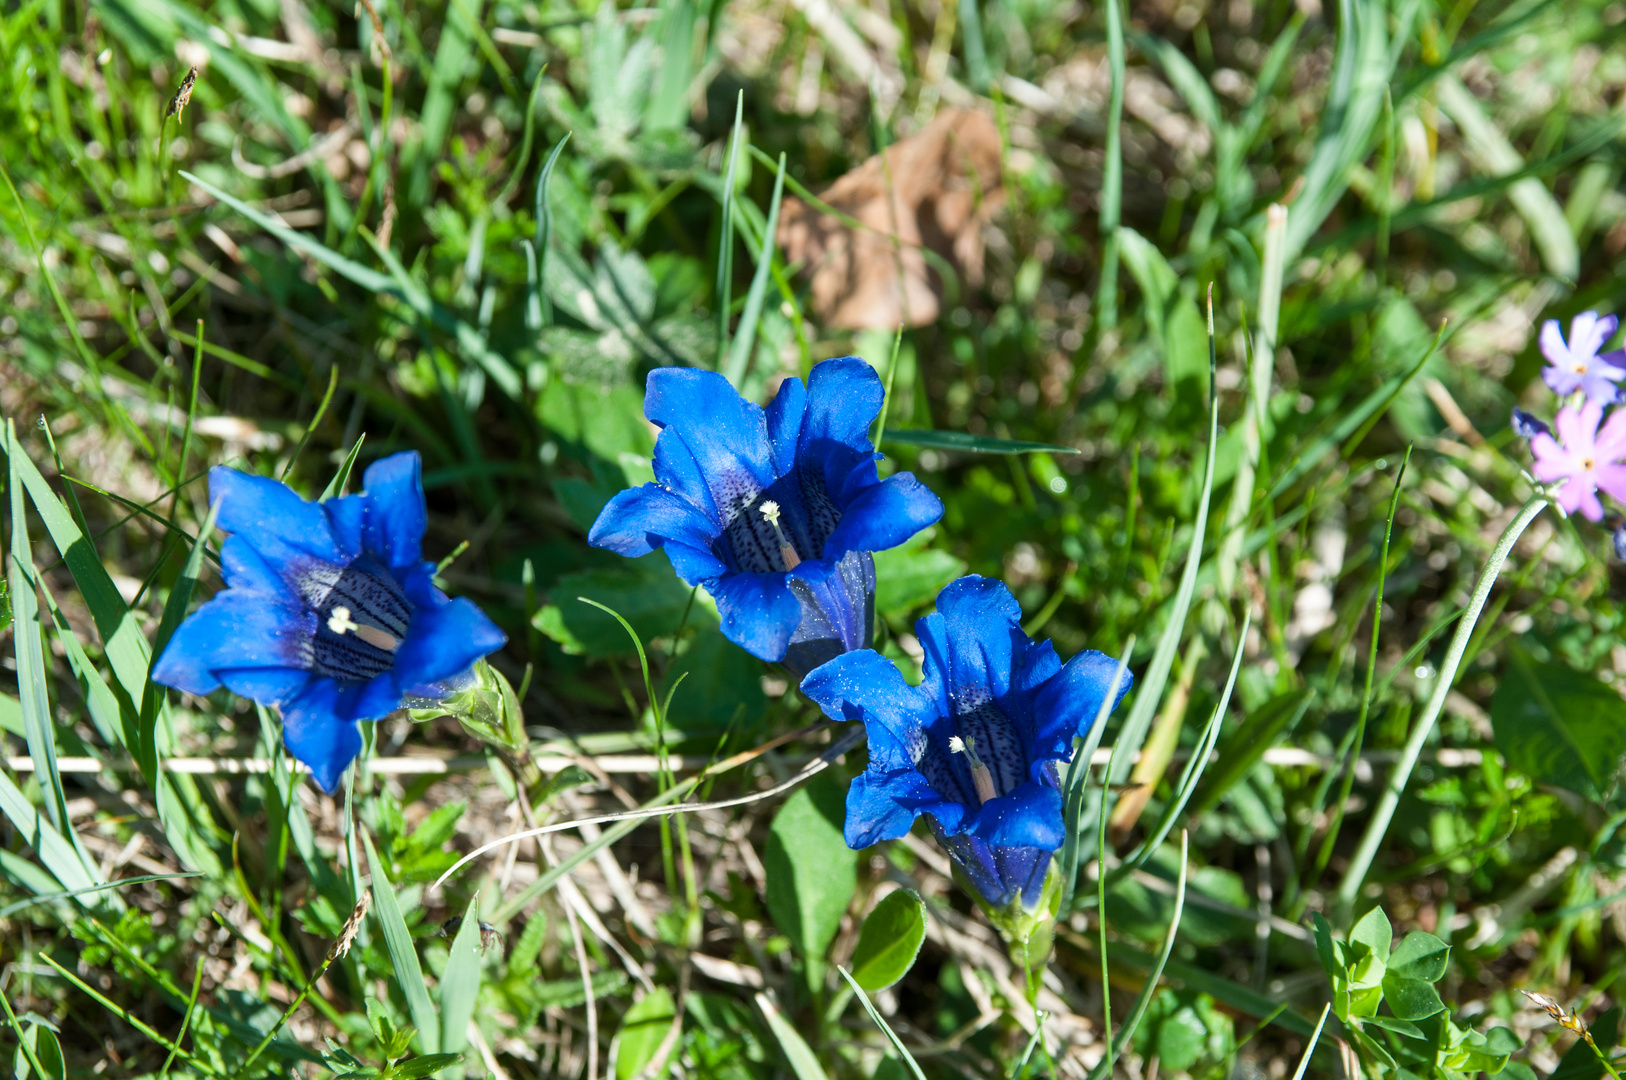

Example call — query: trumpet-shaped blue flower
[153,453,506,792]
[802,575,1132,910]
[588,359,943,676]
[1541,311,1625,403]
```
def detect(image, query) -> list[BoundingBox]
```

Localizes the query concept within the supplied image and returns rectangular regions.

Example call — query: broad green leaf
[666,628,766,729]
[1386,931,1450,983]
[533,560,695,657]
[1492,653,1626,801]
[364,830,440,1055]
[439,896,484,1055]
[850,889,926,991]
[764,773,858,966]
[882,429,1080,455]
[872,533,965,618]
[1382,974,1446,1020]
[1362,1014,1427,1039]
[614,988,676,1080]
[1154,1001,1210,1073]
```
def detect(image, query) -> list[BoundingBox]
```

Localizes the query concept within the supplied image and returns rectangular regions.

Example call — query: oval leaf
[851,889,926,991]
[764,773,859,963]
[614,988,676,1080]
[1492,653,1626,802]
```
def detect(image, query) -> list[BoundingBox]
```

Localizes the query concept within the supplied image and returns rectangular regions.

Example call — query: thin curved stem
[1334,494,1548,920]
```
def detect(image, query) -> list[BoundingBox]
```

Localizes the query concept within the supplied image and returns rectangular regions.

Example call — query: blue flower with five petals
[153,452,507,792]
[588,358,943,676]
[801,575,1131,910]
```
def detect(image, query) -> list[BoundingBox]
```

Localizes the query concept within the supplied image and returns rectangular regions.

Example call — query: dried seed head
[329,889,372,961]
[1520,990,1587,1033]
[166,66,198,121]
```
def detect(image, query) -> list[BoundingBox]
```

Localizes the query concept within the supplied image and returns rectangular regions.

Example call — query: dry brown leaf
[777,107,1003,329]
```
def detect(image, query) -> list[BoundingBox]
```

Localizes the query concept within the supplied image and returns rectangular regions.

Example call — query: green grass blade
[8,423,68,834]
[836,968,928,1080]
[723,152,786,388]
[1114,613,1250,880]
[279,366,340,482]
[1102,290,1220,796]
[533,131,572,331]
[320,434,369,500]
[363,829,441,1054]
[6,423,155,714]
[439,894,485,1055]
[1094,0,1125,330]
[717,92,745,364]
[0,770,101,899]
[1059,641,1135,915]
[881,430,1081,455]
[0,872,200,920]
[1087,831,1189,1080]
[180,171,521,399]
[755,991,828,1080]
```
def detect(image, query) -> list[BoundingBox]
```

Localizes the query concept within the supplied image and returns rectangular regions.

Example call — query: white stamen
[327,605,401,653]
[757,499,801,570]
[948,735,998,805]
[327,606,359,636]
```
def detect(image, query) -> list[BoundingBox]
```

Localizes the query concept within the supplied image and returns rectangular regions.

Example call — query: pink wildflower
[1530,400,1626,521]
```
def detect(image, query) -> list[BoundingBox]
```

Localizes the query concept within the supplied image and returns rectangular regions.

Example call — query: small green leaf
[872,532,965,618]
[882,429,1080,455]
[1349,906,1393,959]
[614,988,676,1080]
[1386,931,1450,983]
[1382,975,1446,1020]
[1362,1015,1427,1039]
[851,889,927,991]
[392,1052,466,1079]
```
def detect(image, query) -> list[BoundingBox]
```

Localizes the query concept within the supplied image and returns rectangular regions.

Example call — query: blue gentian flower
[153,453,507,792]
[588,358,943,676]
[1541,311,1625,404]
[801,575,1132,911]
[1510,408,1550,440]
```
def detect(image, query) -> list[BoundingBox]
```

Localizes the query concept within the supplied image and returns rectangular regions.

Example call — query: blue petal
[651,429,721,524]
[359,452,427,573]
[765,375,807,476]
[218,667,314,704]
[664,541,730,584]
[209,466,345,569]
[707,570,801,661]
[845,769,944,849]
[801,648,935,772]
[589,484,722,576]
[218,535,298,600]
[915,575,1022,714]
[393,593,508,691]
[798,358,884,504]
[324,493,366,558]
[281,680,363,793]
[969,781,1065,850]
[823,472,944,558]
[783,552,875,681]
[1029,648,1134,766]
[152,590,312,697]
[643,367,775,518]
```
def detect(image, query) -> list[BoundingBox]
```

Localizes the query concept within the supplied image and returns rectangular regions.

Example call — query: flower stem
[1333,494,1547,921]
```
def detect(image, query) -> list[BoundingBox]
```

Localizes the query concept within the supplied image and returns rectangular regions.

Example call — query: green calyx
[409,658,527,758]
